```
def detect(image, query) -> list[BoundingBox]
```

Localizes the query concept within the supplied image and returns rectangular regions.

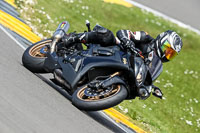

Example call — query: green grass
[16,0,200,132]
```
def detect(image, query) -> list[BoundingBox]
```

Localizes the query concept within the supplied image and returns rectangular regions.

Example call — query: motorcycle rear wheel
[22,39,52,73]
[72,84,127,111]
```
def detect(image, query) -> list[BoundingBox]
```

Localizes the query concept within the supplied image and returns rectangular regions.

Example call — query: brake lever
[130,47,145,59]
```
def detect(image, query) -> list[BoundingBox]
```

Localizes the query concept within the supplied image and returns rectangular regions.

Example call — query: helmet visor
[161,40,178,60]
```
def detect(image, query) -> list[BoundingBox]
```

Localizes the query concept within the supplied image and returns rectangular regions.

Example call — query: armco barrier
[104,0,133,7]
[0,10,41,43]
[0,7,26,24]
[0,1,19,16]
[0,6,19,18]
[0,9,32,31]
[1,0,26,24]
[4,0,17,8]
[0,1,147,133]
[5,27,33,46]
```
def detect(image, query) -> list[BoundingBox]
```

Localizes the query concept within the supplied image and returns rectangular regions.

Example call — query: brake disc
[84,86,113,97]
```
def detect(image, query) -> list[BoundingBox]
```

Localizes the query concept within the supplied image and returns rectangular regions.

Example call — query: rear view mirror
[152,87,163,99]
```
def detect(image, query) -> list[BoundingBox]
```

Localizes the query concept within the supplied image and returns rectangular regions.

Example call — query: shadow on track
[34,73,135,133]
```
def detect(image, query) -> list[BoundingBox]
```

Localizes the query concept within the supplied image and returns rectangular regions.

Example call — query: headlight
[136,67,143,84]
[136,73,142,81]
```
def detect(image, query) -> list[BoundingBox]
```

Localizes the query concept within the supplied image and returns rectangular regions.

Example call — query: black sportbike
[22,21,163,111]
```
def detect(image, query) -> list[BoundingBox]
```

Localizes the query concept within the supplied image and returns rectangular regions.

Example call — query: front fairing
[148,53,163,81]
[133,52,163,88]
[134,57,148,87]
[60,46,131,89]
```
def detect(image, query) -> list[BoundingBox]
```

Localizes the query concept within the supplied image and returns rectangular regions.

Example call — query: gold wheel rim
[29,40,52,58]
[77,85,121,101]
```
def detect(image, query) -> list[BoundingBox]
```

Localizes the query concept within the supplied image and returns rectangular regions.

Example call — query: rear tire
[72,85,127,111]
[22,39,52,73]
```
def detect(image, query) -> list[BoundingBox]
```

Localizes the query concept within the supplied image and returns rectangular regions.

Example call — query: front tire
[22,39,52,73]
[72,85,128,111]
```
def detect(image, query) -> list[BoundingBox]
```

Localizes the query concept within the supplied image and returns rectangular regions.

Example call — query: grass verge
[16,0,200,132]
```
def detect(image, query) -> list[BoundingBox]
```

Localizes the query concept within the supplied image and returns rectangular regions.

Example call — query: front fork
[88,72,127,90]
[50,38,59,53]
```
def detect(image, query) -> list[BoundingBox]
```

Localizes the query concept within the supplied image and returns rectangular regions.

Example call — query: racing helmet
[155,30,183,62]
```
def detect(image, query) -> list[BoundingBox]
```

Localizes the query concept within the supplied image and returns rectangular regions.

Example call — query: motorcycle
[22,21,163,111]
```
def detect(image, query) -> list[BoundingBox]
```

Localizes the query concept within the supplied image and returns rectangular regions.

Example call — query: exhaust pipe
[54,69,70,89]
[50,21,70,53]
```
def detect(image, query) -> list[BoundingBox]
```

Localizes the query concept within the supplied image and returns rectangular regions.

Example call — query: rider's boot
[62,27,116,47]
[62,33,87,47]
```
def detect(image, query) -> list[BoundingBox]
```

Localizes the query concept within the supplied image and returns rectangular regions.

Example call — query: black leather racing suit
[116,30,154,61]
[63,25,155,59]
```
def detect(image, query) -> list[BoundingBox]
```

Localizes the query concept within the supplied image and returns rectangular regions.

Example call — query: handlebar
[129,47,145,59]
[118,42,145,59]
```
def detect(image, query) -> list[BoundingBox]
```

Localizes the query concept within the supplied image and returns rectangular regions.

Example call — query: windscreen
[148,53,163,81]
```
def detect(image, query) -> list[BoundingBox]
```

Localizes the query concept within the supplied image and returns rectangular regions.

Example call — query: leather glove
[121,38,144,58]
[121,38,135,49]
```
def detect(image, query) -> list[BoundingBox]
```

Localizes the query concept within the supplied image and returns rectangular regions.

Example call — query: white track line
[125,0,200,35]
[0,25,26,50]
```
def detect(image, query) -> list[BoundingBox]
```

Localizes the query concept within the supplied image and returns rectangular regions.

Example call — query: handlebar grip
[130,47,145,59]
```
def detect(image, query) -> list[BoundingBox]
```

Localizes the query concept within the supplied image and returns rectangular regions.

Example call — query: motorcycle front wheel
[22,39,52,73]
[72,84,128,111]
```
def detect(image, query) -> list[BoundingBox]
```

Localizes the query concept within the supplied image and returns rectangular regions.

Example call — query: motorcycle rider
[62,25,183,99]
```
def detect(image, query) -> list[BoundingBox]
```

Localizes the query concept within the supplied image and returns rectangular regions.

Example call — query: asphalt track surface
[132,0,200,31]
[0,28,113,133]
